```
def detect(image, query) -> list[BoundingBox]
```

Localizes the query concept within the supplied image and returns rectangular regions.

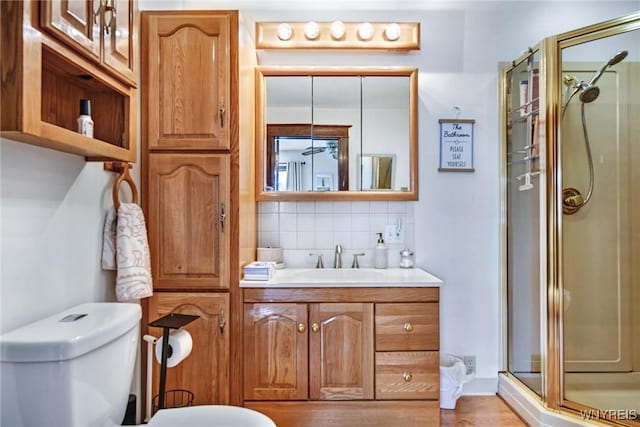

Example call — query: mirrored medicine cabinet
[255,67,418,201]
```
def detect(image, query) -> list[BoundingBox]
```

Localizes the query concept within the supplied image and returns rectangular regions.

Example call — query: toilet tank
[0,303,141,427]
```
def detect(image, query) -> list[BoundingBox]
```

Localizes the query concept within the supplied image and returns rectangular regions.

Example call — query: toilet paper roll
[155,329,193,368]
[257,247,284,263]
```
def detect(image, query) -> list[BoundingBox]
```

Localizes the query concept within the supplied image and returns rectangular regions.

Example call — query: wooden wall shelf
[1,0,137,162]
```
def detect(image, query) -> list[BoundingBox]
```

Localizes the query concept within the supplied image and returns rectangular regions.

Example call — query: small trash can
[440,354,469,409]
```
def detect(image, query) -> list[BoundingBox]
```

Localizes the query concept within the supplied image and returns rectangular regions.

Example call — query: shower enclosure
[500,12,640,426]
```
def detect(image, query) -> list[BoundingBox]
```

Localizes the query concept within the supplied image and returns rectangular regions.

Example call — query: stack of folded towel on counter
[243,261,275,281]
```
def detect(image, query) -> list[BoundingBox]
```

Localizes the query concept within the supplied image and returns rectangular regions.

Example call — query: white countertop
[240,267,442,288]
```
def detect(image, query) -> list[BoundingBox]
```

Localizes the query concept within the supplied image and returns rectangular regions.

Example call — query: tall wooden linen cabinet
[141,11,251,415]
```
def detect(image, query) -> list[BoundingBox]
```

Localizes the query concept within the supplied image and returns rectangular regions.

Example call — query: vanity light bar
[256,21,420,50]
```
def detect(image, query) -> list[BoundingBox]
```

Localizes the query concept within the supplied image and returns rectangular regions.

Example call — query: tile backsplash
[258,201,415,268]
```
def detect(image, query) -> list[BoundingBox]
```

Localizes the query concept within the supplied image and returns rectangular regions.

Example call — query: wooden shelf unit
[1,0,137,162]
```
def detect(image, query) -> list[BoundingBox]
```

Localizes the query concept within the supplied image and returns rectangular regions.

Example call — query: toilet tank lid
[0,303,141,363]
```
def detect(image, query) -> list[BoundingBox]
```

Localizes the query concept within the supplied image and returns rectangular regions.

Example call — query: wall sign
[438,119,475,172]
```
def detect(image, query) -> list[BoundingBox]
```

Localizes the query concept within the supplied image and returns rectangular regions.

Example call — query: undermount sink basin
[240,267,442,287]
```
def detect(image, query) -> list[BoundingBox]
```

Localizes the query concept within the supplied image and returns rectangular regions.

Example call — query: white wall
[0,140,127,333]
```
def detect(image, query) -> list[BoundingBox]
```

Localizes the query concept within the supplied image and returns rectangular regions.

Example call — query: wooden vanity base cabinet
[243,287,440,426]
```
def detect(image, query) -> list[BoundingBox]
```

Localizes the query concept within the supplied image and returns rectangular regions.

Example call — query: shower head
[589,50,628,85]
[578,84,600,103]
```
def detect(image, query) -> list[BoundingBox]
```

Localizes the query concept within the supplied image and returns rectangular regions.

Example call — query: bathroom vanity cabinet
[244,302,374,400]
[242,287,440,427]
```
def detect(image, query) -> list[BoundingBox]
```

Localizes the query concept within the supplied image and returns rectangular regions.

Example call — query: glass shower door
[559,27,640,423]
[506,50,543,396]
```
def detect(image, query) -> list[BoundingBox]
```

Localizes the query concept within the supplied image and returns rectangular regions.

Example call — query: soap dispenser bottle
[374,232,388,269]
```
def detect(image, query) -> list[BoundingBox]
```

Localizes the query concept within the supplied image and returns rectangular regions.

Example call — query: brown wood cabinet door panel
[102,0,136,83]
[376,303,439,351]
[148,154,230,289]
[148,293,229,406]
[244,303,309,400]
[309,303,374,400]
[40,0,101,60]
[375,351,439,400]
[145,14,230,150]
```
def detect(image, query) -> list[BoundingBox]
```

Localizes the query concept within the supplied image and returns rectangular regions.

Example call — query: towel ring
[108,162,139,210]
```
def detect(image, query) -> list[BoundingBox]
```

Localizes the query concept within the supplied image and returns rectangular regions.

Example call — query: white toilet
[0,303,275,427]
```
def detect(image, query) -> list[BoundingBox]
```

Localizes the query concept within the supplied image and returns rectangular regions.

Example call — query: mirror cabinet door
[265,76,312,192]
[258,68,418,200]
[312,76,361,192]
[362,76,410,191]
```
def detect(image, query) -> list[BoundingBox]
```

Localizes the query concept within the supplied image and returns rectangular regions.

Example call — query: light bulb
[304,21,320,40]
[329,21,346,40]
[276,23,293,41]
[384,23,401,41]
[357,22,374,41]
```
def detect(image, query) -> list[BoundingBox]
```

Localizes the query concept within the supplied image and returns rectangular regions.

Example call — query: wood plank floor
[441,396,527,426]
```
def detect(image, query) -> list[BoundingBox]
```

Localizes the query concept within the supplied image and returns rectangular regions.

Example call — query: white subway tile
[388,201,407,214]
[279,231,298,249]
[296,201,315,213]
[259,201,278,214]
[333,213,351,231]
[352,231,371,249]
[315,230,334,249]
[279,201,297,213]
[350,214,370,232]
[351,201,370,213]
[259,232,279,248]
[332,202,352,213]
[259,213,279,232]
[297,213,316,232]
[315,213,334,231]
[369,213,388,233]
[333,231,352,248]
[315,201,333,213]
[297,231,316,249]
[279,213,298,232]
[369,201,388,213]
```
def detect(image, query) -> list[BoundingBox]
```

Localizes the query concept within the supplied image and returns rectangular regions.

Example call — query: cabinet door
[148,292,229,407]
[102,0,137,84]
[148,154,230,290]
[309,303,374,400]
[40,0,101,60]
[244,303,308,400]
[144,13,233,150]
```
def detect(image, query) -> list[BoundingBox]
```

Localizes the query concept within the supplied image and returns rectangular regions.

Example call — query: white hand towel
[101,208,117,270]
[101,203,153,301]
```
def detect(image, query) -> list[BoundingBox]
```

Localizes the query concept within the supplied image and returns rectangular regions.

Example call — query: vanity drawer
[375,303,439,351]
[375,351,439,400]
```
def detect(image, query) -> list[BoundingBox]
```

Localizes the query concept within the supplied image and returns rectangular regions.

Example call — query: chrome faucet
[333,244,343,268]
[309,253,324,269]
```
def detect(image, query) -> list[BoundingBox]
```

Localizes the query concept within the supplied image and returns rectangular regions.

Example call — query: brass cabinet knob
[403,322,414,332]
[311,322,320,333]
[297,323,306,333]
[402,372,413,382]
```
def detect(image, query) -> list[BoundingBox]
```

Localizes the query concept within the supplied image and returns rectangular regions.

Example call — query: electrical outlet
[463,355,476,375]
[384,223,404,244]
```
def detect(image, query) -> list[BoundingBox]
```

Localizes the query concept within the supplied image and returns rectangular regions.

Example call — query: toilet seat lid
[148,405,275,427]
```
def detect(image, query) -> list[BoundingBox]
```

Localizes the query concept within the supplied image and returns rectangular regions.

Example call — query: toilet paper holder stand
[148,313,200,411]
